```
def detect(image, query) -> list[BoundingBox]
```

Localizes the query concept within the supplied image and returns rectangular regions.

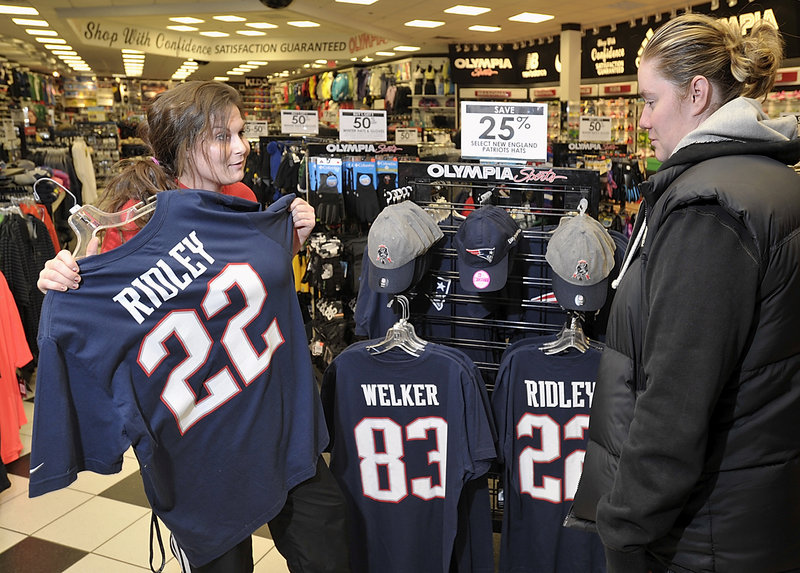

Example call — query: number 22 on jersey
[138,263,284,434]
[517,413,589,503]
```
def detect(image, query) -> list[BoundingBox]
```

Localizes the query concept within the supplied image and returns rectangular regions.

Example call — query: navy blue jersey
[31,190,327,567]
[492,336,605,572]
[321,341,496,573]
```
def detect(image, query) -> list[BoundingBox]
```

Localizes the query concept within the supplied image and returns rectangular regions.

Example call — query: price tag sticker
[395,127,419,144]
[281,110,319,135]
[243,120,269,140]
[579,116,613,142]
[339,109,387,142]
[460,101,548,160]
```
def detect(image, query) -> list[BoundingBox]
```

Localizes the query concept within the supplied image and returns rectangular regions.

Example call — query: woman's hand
[290,197,315,254]
[37,237,100,293]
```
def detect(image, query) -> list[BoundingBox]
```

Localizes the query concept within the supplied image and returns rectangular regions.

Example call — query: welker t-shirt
[30,189,326,567]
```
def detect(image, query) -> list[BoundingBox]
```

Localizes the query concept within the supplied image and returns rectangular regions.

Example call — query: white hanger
[539,312,603,355]
[34,177,157,259]
[366,295,428,357]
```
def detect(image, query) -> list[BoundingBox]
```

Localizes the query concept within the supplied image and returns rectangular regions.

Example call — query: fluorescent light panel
[508,12,554,23]
[170,17,204,24]
[0,5,39,15]
[199,31,229,37]
[236,30,265,36]
[287,21,319,27]
[444,5,490,16]
[405,19,445,28]
[26,28,57,35]
[335,0,378,4]
[468,24,501,32]
[245,22,277,29]
[394,45,421,51]
[167,25,198,32]
[12,18,47,25]
[213,15,246,22]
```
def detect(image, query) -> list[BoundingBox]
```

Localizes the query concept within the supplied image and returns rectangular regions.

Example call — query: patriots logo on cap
[376,245,392,265]
[572,260,590,281]
[466,247,495,263]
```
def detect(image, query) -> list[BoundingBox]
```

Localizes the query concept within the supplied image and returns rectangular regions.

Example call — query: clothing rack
[394,161,603,388]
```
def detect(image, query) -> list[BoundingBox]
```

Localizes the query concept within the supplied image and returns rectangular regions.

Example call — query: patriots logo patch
[376,245,392,264]
[466,247,495,263]
[572,260,590,281]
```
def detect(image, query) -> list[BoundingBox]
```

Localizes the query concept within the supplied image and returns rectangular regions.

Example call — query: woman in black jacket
[565,13,800,573]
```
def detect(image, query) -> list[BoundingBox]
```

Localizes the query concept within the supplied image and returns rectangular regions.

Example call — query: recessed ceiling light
[287,21,319,27]
[214,76,229,81]
[238,64,258,69]
[52,50,77,56]
[362,56,374,62]
[26,28,57,36]
[245,22,277,29]
[199,31,230,37]
[335,0,378,4]
[36,37,64,43]
[375,51,395,56]
[12,18,47,25]
[236,30,265,36]
[444,5,490,16]
[508,12,554,23]
[247,61,268,65]
[394,45,421,52]
[122,49,144,54]
[167,25,198,32]
[468,25,501,32]
[227,71,244,75]
[213,15,246,22]
[0,5,38,15]
[45,44,71,50]
[170,17,204,24]
[59,55,82,61]
[405,20,445,28]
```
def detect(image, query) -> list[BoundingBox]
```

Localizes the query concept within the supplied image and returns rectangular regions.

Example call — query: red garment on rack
[20,203,60,252]
[0,271,32,464]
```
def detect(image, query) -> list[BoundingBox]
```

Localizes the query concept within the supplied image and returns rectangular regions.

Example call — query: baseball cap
[545,212,616,311]
[368,201,444,293]
[455,205,521,292]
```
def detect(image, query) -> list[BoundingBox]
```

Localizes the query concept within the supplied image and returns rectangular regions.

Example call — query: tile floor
[0,397,291,573]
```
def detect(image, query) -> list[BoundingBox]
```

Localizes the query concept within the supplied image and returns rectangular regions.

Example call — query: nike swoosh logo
[29,463,44,474]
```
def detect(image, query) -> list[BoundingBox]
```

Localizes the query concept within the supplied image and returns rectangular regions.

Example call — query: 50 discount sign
[460,101,548,161]
[281,110,319,135]
[339,109,387,142]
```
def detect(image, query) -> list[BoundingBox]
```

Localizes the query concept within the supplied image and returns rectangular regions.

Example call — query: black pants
[176,457,350,573]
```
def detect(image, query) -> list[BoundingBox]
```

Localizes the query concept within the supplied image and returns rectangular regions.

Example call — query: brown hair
[96,80,244,214]
[641,12,784,105]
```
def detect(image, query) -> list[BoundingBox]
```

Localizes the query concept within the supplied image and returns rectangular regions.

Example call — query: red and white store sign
[774,67,800,86]
[459,87,529,100]
[601,81,636,96]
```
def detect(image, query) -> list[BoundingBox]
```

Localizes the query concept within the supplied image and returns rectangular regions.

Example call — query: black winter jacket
[565,132,800,572]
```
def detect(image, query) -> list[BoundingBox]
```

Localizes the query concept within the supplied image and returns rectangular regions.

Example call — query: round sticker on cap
[472,270,491,290]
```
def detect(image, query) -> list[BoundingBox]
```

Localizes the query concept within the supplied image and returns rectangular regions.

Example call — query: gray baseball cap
[368,201,444,293]
[545,213,616,311]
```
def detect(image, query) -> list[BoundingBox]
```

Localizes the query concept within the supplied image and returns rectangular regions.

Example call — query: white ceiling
[0,0,691,81]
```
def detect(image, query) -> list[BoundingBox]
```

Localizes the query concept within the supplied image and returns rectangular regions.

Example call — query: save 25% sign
[460,102,548,161]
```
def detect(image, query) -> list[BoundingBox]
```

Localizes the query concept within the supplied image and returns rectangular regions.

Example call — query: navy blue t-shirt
[31,190,328,567]
[492,336,606,572]
[321,340,497,573]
